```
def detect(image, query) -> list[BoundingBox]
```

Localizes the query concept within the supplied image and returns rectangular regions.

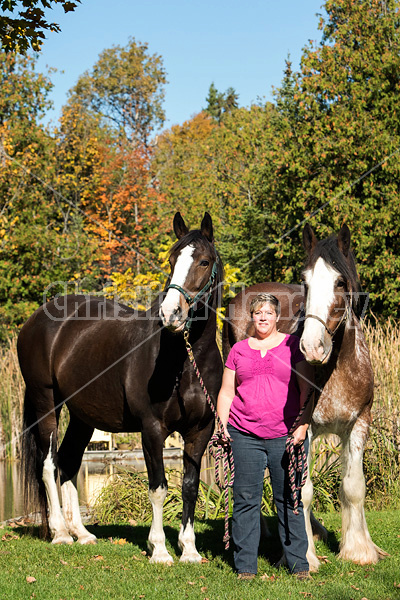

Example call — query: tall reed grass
[363,317,400,508]
[0,337,24,460]
[0,335,69,460]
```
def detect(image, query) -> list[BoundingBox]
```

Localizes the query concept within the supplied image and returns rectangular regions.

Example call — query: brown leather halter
[304,304,350,337]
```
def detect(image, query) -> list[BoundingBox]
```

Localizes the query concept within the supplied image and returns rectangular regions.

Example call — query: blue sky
[35,0,325,130]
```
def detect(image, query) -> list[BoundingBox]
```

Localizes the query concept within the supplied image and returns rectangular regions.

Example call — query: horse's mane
[306,235,362,314]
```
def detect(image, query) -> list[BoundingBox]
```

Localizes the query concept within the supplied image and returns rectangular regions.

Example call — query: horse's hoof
[52,534,74,545]
[339,542,388,565]
[149,550,174,564]
[306,552,320,573]
[180,551,202,563]
[78,534,97,545]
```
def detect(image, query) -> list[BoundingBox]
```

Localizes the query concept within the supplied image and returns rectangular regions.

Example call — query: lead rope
[285,390,313,514]
[183,329,234,549]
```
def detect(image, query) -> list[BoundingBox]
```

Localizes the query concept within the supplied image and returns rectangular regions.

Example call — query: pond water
[0,449,214,523]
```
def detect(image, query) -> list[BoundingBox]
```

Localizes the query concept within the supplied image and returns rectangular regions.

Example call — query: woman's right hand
[218,426,232,445]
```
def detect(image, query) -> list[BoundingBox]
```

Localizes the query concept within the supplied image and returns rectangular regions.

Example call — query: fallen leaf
[26,576,37,584]
[350,585,360,590]
[132,555,140,560]
[260,573,277,581]
[187,581,195,585]
[201,557,209,563]
[2,533,18,541]
[141,550,147,556]
[60,559,68,565]
[394,582,400,588]
[299,593,312,598]
[317,555,331,564]
[79,585,84,590]
[201,587,207,592]
[129,519,137,526]
[93,555,104,561]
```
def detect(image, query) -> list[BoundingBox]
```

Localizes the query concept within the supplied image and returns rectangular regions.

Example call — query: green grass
[1,511,400,600]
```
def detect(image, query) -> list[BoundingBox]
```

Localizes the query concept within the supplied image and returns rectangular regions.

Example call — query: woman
[217,292,314,580]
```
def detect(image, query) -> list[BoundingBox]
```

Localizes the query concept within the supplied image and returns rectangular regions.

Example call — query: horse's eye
[336,279,345,288]
[200,260,209,267]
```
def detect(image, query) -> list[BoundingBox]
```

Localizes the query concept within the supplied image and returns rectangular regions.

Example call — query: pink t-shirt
[225,334,305,439]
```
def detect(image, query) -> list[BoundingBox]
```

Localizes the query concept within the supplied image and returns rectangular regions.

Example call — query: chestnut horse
[222,223,386,571]
[18,212,223,563]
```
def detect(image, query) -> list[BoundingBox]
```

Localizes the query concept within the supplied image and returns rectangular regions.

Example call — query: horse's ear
[337,223,351,257]
[303,223,317,255]
[201,212,214,242]
[173,212,189,239]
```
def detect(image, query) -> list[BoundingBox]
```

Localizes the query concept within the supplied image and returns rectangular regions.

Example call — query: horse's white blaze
[147,486,173,563]
[61,480,97,544]
[302,257,339,362]
[42,435,73,544]
[160,245,195,326]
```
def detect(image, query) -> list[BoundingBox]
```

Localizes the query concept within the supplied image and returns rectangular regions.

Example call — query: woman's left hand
[292,424,309,446]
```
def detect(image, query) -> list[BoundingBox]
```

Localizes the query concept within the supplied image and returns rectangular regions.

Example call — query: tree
[154,111,218,227]
[69,37,167,145]
[0,51,52,131]
[204,82,239,122]
[0,52,96,337]
[83,139,169,278]
[0,0,80,53]
[270,0,400,316]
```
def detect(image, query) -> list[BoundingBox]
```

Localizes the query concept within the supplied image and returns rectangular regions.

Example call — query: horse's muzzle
[159,306,186,332]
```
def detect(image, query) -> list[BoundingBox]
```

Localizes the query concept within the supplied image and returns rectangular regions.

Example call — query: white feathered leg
[61,479,97,544]
[339,426,387,564]
[42,436,73,545]
[147,486,174,563]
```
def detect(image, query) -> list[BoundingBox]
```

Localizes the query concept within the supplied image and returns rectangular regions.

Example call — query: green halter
[166,256,219,332]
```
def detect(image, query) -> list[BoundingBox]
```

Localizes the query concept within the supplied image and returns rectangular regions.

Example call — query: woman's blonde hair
[249,293,281,317]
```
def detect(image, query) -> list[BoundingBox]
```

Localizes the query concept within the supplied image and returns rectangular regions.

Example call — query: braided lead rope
[285,391,313,515]
[183,330,234,549]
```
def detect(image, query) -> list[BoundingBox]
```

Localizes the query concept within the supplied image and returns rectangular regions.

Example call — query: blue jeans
[228,424,309,575]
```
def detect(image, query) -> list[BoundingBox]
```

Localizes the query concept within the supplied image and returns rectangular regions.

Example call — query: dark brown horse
[223,223,386,571]
[18,212,223,563]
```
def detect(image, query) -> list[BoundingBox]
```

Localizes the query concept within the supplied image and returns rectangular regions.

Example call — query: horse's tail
[21,391,49,537]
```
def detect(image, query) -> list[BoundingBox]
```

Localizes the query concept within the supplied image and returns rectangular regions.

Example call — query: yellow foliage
[102,245,170,309]
[216,263,241,332]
